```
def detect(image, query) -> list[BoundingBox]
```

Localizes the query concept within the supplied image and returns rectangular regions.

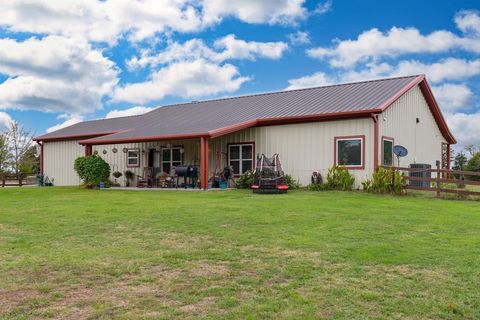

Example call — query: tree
[0,134,11,174]
[452,151,468,171]
[5,121,34,184]
[465,152,480,181]
[464,144,478,157]
[19,145,39,175]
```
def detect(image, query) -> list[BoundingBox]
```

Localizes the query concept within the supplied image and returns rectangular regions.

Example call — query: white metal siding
[209,118,374,186]
[43,140,84,186]
[379,85,446,168]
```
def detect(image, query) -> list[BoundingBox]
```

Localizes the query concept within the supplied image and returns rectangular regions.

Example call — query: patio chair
[137,167,153,188]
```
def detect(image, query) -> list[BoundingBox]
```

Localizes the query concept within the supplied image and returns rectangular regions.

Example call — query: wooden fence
[0,175,37,187]
[389,165,480,197]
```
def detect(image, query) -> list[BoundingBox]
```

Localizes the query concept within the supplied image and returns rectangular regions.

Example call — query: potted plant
[112,171,122,187]
[124,170,134,187]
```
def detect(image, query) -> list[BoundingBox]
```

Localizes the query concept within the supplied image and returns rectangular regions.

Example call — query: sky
[0,0,479,149]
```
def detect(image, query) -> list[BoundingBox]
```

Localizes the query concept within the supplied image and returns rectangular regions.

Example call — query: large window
[162,147,182,174]
[382,137,394,166]
[228,143,254,175]
[126,148,140,167]
[335,136,364,169]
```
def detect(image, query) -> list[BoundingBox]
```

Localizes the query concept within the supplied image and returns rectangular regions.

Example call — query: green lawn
[0,188,479,319]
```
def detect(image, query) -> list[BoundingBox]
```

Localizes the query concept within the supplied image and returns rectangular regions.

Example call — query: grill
[175,165,198,188]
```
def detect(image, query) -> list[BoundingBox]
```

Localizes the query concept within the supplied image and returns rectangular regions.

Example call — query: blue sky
[0,0,479,148]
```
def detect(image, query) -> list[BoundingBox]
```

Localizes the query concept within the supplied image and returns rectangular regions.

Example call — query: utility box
[409,163,431,188]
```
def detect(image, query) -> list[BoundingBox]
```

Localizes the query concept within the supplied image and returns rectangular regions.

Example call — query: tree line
[0,121,38,182]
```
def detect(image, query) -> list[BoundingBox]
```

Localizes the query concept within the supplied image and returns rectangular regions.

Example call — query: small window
[382,138,394,166]
[335,136,364,168]
[126,149,140,167]
[162,147,183,174]
[228,143,254,175]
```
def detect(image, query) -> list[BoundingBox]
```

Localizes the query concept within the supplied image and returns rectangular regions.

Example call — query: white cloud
[105,106,154,119]
[0,112,13,131]
[432,83,474,112]
[286,71,335,90]
[202,0,306,25]
[445,112,480,149]
[288,31,310,45]
[114,59,249,104]
[0,0,202,44]
[214,34,288,61]
[314,0,332,15]
[46,114,84,133]
[307,11,480,68]
[455,10,480,35]
[0,0,307,44]
[0,36,118,114]
[127,35,287,70]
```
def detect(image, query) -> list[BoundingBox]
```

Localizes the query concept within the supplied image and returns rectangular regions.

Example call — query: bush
[235,170,255,189]
[284,174,301,189]
[74,155,110,188]
[325,165,355,191]
[363,166,406,194]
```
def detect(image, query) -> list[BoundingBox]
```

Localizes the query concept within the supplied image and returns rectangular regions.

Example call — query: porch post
[85,144,92,156]
[200,137,209,190]
[371,113,379,170]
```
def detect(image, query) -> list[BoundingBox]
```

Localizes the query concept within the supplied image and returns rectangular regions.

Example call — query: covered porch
[83,135,253,190]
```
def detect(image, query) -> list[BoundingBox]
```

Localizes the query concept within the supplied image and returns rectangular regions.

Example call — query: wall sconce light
[180,148,184,154]
[416,117,420,123]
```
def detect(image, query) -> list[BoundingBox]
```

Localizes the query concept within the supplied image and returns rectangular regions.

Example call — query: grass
[0,187,479,319]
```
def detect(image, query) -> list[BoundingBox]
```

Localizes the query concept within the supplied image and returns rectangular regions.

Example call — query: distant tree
[464,144,478,157]
[0,134,11,174]
[452,151,468,171]
[5,121,34,184]
[19,145,39,175]
[465,152,480,181]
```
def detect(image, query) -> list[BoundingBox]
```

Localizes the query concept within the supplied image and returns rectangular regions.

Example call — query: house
[33,75,456,188]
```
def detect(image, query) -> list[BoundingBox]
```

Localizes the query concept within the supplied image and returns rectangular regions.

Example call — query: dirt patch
[0,288,42,311]
[179,296,216,314]
[189,260,230,278]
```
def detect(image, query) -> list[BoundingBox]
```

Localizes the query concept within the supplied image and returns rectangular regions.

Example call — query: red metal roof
[33,75,456,144]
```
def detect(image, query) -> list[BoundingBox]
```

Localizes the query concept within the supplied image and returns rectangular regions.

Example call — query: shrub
[284,174,301,189]
[363,166,406,194]
[325,165,355,191]
[74,155,110,188]
[235,170,255,189]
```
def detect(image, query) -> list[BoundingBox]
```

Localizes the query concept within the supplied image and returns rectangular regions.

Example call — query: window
[126,149,140,167]
[335,136,364,168]
[441,143,449,170]
[382,137,394,166]
[228,143,254,175]
[162,147,182,174]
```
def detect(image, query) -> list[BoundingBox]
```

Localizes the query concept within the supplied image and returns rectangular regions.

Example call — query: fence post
[436,160,441,198]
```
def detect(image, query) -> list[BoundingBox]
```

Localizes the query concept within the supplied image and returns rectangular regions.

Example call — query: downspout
[371,113,380,170]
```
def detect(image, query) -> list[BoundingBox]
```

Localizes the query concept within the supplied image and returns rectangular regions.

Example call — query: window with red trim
[335,137,364,168]
[382,138,394,166]
[126,149,140,167]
